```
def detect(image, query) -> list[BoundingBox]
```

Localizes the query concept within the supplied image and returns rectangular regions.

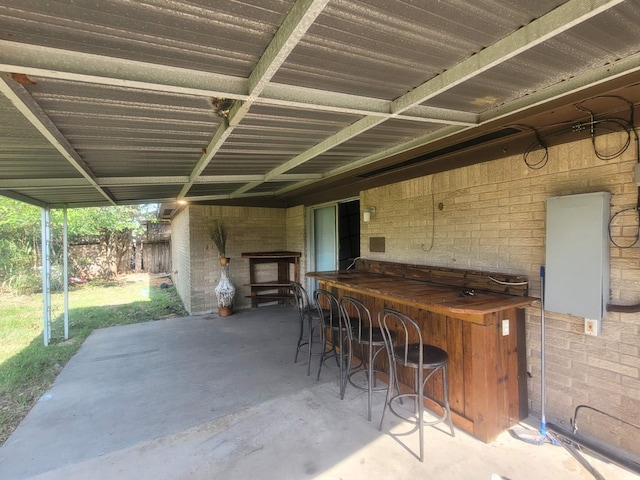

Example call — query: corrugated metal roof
[0,0,292,76]
[1,0,640,208]
[275,0,565,99]
[292,119,440,174]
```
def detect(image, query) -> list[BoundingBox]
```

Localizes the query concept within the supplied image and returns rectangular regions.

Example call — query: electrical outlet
[584,318,600,336]
[502,319,510,336]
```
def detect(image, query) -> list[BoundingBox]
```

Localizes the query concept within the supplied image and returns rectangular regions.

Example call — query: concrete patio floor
[0,305,636,480]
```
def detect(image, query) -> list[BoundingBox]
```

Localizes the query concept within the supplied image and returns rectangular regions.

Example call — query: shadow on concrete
[0,279,186,445]
[0,305,635,480]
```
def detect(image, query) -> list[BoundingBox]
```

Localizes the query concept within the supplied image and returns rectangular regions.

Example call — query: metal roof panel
[273,0,566,99]
[0,0,294,76]
[2,0,640,207]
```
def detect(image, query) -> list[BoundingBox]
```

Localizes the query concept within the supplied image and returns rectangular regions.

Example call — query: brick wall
[361,131,639,452]
[286,205,307,281]
[172,132,638,451]
[170,208,192,313]
[180,205,288,313]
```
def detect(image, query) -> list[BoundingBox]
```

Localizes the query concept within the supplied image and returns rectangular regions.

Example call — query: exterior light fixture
[363,207,376,222]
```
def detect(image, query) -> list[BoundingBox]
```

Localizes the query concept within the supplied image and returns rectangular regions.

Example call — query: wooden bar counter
[308,260,536,443]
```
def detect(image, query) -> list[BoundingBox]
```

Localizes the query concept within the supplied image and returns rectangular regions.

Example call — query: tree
[0,197,158,291]
[63,205,152,279]
[0,199,42,291]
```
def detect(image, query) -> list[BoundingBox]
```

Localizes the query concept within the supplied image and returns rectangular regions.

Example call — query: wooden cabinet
[241,251,301,307]
[309,259,534,443]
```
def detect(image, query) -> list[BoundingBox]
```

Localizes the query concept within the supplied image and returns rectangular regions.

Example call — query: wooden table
[241,251,300,307]
[308,269,536,443]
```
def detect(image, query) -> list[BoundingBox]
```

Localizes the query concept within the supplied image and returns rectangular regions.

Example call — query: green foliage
[63,205,151,238]
[0,197,159,292]
[0,278,187,444]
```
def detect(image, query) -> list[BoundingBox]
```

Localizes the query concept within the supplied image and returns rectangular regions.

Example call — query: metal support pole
[63,207,69,340]
[540,265,547,436]
[41,207,51,346]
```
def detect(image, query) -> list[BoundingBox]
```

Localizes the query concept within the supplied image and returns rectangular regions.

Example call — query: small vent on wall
[358,127,522,179]
[370,237,385,252]
[162,208,173,216]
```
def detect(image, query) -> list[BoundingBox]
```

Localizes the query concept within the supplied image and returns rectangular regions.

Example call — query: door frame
[306,197,359,292]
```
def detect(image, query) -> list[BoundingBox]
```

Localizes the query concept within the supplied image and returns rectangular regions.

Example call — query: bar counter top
[308,270,536,325]
[309,264,534,441]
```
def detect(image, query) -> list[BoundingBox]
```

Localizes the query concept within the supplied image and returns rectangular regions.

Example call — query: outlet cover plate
[584,318,601,336]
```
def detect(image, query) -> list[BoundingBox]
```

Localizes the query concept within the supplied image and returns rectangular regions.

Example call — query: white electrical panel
[545,192,610,321]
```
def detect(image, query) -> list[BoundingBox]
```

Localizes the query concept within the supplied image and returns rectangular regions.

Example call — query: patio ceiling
[1,0,640,212]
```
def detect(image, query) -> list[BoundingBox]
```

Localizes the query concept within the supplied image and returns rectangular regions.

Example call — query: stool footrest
[347,368,388,392]
[388,393,449,427]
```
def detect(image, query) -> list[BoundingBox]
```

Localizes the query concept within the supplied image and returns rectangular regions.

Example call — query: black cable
[575,97,634,161]
[609,206,639,249]
[521,126,549,170]
[519,97,638,170]
[590,118,632,160]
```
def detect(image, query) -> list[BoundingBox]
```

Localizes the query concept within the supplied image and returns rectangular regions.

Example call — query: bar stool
[378,308,455,462]
[314,289,350,385]
[291,282,324,376]
[339,296,394,421]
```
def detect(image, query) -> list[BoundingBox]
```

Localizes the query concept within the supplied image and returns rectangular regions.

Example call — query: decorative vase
[215,257,235,316]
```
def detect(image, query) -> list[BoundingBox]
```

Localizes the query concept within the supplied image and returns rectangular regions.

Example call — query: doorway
[309,198,360,280]
[337,200,360,270]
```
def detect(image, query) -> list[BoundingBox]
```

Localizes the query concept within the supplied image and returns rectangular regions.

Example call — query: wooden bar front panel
[319,278,529,443]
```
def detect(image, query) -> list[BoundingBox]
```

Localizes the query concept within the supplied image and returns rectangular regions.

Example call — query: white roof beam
[276,124,469,196]
[259,82,477,125]
[391,0,625,114]
[182,191,275,202]
[178,0,329,199]
[0,179,90,188]
[235,0,623,197]
[0,39,476,126]
[278,41,640,196]
[228,0,331,125]
[480,51,640,125]
[230,116,386,197]
[0,173,324,189]
[0,40,248,100]
[0,190,48,208]
[0,76,116,205]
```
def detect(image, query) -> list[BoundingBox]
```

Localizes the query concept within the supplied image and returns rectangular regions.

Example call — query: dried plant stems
[210,220,227,258]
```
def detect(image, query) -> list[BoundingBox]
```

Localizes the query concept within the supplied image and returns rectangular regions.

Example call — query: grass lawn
[0,274,187,446]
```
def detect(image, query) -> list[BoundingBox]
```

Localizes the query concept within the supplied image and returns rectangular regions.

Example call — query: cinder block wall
[170,207,192,313]
[180,205,289,313]
[361,132,639,452]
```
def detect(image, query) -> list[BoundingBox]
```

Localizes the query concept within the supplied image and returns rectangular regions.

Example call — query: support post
[63,207,69,340]
[41,207,51,346]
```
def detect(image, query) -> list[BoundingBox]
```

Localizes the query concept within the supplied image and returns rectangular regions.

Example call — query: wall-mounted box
[545,192,610,321]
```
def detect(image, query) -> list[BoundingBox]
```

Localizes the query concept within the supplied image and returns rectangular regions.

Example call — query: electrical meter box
[545,192,610,320]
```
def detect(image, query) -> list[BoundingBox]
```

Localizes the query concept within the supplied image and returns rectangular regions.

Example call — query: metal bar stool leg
[417,367,424,462]
[314,289,342,384]
[367,345,375,421]
[378,308,454,463]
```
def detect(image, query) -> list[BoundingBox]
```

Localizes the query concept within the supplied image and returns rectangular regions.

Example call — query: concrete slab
[0,306,637,479]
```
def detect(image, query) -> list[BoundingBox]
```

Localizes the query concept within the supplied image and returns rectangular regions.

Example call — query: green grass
[0,276,187,445]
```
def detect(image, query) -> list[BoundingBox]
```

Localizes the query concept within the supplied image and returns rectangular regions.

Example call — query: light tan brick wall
[362,131,640,452]
[170,207,191,313]
[184,205,287,314]
[286,205,307,281]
